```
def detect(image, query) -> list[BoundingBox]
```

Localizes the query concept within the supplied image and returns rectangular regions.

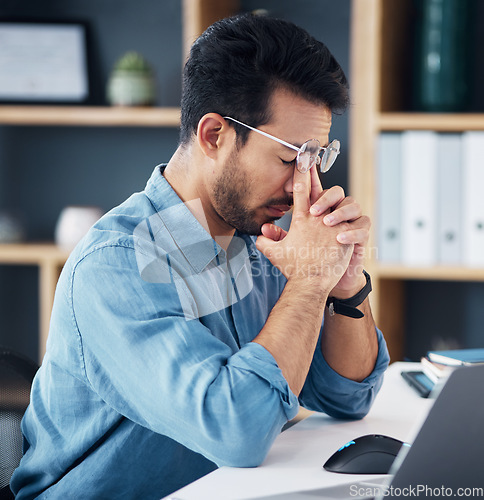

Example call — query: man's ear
[196,113,233,159]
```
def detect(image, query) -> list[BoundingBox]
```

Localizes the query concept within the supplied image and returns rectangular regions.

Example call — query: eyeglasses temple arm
[223,116,302,154]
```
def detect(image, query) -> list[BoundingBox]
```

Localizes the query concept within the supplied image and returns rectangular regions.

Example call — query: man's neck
[163,148,236,248]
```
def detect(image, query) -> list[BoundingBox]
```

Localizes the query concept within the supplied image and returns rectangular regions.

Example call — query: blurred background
[0,0,483,363]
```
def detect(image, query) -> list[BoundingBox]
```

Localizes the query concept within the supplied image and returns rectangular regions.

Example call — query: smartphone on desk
[401,370,435,398]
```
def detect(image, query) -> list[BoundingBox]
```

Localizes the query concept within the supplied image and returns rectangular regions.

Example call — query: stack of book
[420,348,484,384]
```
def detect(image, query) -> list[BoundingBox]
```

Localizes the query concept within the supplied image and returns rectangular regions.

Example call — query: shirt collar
[144,165,258,273]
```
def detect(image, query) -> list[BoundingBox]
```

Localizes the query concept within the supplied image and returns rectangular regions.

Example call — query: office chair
[0,347,38,500]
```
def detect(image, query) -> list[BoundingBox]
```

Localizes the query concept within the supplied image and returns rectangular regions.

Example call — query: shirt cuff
[299,327,390,419]
[229,342,300,421]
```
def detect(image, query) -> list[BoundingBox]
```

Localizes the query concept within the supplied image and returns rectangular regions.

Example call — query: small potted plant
[107,51,156,106]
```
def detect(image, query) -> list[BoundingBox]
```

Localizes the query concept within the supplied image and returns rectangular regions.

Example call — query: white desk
[164,362,433,500]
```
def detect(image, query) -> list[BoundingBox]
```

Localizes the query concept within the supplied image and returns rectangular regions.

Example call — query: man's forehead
[269,87,331,117]
[266,93,332,146]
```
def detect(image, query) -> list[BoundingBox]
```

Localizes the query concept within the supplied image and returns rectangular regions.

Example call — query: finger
[292,167,311,214]
[346,249,366,273]
[323,200,363,226]
[336,228,370,246]
[309,185,346,216]
[309,164,323,205]
[351,244,367,261]
[255,235,279,260]
[260,223,288,242]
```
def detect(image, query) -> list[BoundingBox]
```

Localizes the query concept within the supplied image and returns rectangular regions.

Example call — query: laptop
[247,364,484,499]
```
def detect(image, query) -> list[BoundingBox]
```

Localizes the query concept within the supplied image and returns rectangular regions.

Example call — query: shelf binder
[437,133,462,264]
[377,133,402,263]
[401,130,438,266]
[462,132,484,267]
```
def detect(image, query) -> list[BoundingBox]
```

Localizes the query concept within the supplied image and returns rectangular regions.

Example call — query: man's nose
[283,172,294,197]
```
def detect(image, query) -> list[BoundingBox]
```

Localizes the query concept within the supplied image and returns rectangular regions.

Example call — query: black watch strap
[326,270,372,319]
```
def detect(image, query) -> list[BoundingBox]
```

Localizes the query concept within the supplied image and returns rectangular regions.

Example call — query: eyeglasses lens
[296,140,320,173]
[295,139,341,174]
[320,140,340,173]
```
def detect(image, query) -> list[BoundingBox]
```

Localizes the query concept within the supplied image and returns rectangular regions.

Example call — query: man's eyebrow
[280,140,329,150]
[275,144,300,156]
[274,139,302,151]
[282,142,302,151]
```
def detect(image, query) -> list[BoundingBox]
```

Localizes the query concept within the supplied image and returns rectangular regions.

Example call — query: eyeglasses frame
[223,116,339,173]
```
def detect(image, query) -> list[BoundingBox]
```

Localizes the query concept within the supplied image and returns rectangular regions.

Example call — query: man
[12,13,389,499]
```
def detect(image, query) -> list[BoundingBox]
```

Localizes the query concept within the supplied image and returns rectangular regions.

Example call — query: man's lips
[265,205,292,217]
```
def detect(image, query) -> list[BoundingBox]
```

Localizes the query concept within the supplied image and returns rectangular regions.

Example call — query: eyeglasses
[224,116,340,174]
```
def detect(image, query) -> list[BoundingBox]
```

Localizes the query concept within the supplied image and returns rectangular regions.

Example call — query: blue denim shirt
[11,166,389,499]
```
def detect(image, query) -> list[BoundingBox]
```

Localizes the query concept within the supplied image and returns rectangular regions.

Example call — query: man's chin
[236,217,280,237]
[236,226,264,237]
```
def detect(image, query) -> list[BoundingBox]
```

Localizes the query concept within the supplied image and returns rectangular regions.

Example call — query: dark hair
[180,13,349,146]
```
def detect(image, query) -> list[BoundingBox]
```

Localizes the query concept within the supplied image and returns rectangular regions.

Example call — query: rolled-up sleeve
[298,326,390,419]
[71,244,299,469]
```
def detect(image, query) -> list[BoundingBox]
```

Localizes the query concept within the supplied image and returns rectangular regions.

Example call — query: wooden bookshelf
[0,244,70,360]
[0,0,241,130]
[0,106,181,127]
[0,0,239,362]
[0,243,69,265]
[182,0,239,60]
[376,265,484,282]
[349,0,484,361]
[378,113,484,132]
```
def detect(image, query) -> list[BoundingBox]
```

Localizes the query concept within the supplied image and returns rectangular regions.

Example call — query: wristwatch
[326,270,372,319]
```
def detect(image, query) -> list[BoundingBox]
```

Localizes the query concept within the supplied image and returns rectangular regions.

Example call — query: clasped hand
[256,165,370,298]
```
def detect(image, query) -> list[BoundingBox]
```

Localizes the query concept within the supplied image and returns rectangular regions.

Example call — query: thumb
[255,234,279,260]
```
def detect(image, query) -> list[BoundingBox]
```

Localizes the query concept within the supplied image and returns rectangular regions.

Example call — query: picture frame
[0,19,91,104]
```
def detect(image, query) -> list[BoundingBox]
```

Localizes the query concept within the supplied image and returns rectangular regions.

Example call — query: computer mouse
[323,434,407,474]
